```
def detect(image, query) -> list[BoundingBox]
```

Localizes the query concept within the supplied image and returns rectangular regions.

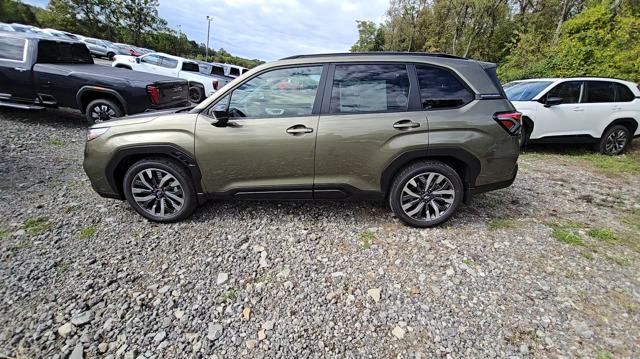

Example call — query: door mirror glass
[545,97,563,107]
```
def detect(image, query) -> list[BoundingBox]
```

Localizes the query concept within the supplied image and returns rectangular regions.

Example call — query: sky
[22,0,388,61]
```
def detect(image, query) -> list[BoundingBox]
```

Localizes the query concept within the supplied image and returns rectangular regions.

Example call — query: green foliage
[351,20,385,52]
[487,218,515,230]
[79,225,97,239]
[588,228,617,241]
[355,0,640,83]
[24,217,52,236]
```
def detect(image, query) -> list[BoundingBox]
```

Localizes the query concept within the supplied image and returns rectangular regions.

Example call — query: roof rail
[280,52,468,61]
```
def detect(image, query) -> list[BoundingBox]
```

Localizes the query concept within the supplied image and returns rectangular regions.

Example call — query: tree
[120,0,162,45]
[350,20,385,52]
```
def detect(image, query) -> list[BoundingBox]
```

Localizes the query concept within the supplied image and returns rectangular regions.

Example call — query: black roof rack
[280,52,468,61]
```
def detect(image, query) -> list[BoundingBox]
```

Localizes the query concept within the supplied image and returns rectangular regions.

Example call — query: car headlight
[87,127,109,141]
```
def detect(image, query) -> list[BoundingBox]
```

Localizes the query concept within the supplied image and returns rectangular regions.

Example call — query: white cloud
[161,0,388,60]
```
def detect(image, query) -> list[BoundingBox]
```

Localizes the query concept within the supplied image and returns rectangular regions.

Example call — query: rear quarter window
[416,65,474,110]
[0,37,26,61]
[37,41,93,64]
[181,61,199,72]
[615,83,635,102]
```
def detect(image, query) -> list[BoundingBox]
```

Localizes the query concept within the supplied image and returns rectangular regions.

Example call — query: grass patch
[24,217,52,236]
[487,218,515,230]
[596,351,613,359]
[49,139,64,146]
[604,255,631,267]
[0,228,9,239]
[551,227,584,246]
[223,289,237,301]
[462,258,474,266]
[79,225,97,239]
[359,231,375,249]
[588,228,617,242]
[569,150,640,175]
[580,251,594,260]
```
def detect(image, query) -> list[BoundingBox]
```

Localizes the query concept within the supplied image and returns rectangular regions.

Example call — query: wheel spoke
[130,167,185,218]
[400,171,456,222]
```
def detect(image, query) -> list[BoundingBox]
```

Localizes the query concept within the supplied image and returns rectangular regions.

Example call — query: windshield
[37,41,93,64]
[505,81,553,101]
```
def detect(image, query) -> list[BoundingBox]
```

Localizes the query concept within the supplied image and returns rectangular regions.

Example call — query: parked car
[83,52,520,227]
[506,77,640,155]
[0,32,190,124]
[224,63,248,78]
[80,37,118,60]
[112,52,228,102]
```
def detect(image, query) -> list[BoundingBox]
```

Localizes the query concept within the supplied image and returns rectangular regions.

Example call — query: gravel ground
[1,108,639,358]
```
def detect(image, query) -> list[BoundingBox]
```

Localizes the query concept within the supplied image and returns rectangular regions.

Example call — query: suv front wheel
[123,158,198,222]
[389,161,463,227]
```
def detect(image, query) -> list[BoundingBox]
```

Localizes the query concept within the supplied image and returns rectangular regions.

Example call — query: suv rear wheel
[598,125,630,155]
[389,161,463,227]
[123,158,198,222]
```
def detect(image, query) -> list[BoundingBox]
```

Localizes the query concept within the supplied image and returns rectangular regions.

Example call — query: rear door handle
[612,107,622,111]
[393,120,420,129]
[286,125,313,135]
[573,108,584,112]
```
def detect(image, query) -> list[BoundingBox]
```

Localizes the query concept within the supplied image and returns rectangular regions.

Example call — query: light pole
[205,16,213,62]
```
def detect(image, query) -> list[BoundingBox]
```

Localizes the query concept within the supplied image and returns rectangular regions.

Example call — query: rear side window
[329,64,410,114]
[545,81,582,104]
[585,81,615,103]
[211,65,225,76]
[229,67,241,77]
[615,83,635,102]
[37,41,92,64]
[416,65,473,110]
[0,37,26,61]
[181,61,199,72]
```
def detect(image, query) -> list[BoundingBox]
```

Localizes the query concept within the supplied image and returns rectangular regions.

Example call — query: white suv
[505,78,640,155]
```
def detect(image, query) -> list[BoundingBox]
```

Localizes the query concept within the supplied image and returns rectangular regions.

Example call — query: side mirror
[211,108,230,127]
[545,97,563,107]
[135,57,141,63]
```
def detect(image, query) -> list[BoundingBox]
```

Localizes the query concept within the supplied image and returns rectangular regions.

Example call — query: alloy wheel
[400,172,455,222]
[604,129,627,154]
[130,168,184,218]
[91,104,117,123]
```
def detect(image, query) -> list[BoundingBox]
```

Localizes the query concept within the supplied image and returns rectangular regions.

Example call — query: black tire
[189,86,204,103]
[123,158,198,223]
[519,123,531,149]
[116,65,132,70]
[107,52,115,61]
[598,125,631,155]
[389,161,463,228]
[85,99,123,124]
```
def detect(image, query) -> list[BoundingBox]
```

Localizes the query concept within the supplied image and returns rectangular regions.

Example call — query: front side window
[213,66,322,118]
[141,54,161,65]
[416,65,474,109]
[0,37,26,61]
[329,64,410,114]
[545,81,582,104]
[585,81,615,103]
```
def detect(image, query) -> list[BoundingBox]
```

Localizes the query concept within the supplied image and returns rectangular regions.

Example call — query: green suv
[83,52,520,227]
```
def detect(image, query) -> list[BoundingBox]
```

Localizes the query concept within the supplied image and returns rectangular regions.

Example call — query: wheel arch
[602,117,638,138]
[114,64,132,70]
[77,86,127,114]
[380,148,481,202]
[105,145,204,199]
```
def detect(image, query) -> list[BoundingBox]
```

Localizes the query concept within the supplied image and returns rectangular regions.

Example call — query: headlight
[87,127,109,141]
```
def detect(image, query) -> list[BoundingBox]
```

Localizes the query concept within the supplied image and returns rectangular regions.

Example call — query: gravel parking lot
[1,108,639,358]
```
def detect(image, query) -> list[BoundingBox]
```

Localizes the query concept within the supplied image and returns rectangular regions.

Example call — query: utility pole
[206,16,213,62]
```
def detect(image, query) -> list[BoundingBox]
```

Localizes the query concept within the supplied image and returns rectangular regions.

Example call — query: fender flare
[105,144,204,198]
[76,86,127,114]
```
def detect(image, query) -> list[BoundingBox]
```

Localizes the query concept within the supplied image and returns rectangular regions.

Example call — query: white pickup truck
[111,52,232,103]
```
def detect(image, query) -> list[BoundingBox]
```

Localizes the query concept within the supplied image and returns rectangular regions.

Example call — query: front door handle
[573,108,584,112]
[393,120,420,130]
[286,125,313,135]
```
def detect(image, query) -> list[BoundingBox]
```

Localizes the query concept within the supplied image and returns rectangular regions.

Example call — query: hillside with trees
[0,0,264,68]
[351,0,640,83]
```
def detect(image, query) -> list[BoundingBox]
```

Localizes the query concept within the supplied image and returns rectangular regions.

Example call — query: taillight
[494,111,522,135]
[212,80,219,91]
[146,85,160,105]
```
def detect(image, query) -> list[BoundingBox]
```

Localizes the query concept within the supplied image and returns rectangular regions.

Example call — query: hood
[91,106,194,129]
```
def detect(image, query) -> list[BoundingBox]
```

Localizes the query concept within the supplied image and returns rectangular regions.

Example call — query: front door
[194,65,326,198]
[533,80,585,138]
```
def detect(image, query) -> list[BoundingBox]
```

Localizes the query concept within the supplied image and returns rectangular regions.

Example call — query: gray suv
[83,52,520,227]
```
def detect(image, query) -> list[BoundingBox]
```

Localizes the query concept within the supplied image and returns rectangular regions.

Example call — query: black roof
[280,52,467,60]
[0,30,81,44]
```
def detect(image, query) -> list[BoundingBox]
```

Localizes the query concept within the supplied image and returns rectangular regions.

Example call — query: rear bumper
[468,163,518,196]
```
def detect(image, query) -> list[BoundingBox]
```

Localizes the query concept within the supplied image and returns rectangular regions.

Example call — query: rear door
[313,63,427,196]
[580,81,618,138]
[0,36,33,102]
